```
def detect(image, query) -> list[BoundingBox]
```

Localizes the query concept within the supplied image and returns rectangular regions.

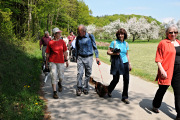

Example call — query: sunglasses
[169,31,178,34]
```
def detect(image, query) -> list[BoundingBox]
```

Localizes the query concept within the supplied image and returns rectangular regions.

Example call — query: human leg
[49,62,59,99]
[83,56,93,94]
[42,46,47,62]
[108,73,120,94]
[152,85,169,111]
[122,63,129,100]
[76,56,84,96]
[172,65,180,118]
[57,63,64,92]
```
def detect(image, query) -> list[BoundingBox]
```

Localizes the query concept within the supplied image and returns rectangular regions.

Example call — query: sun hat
[45,31,49,34]
[52,28,62,34]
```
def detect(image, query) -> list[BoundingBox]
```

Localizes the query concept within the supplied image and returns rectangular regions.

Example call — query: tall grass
[0,39,45,119]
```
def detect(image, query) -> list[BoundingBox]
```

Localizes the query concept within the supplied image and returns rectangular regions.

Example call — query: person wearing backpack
[107,28,132,104]
[75,24,100,96]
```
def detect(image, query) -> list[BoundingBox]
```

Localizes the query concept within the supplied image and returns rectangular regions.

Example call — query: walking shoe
[58,82,62,92]
[83,89,89,95]
[53,91,59,99]
[76,88,82,96]
[121,99,130,104]
[152,106,159,113]
[107,92,112,97]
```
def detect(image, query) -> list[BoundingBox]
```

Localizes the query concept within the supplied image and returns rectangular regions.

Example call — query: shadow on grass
[0,39,44,119]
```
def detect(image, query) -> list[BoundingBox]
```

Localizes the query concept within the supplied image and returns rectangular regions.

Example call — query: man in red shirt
[67,31,76,56]
[40,31,51,62]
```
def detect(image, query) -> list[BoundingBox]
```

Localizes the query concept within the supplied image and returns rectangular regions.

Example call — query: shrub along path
[42,60,176,120]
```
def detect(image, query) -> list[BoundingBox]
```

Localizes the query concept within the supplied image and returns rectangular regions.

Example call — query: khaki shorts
[49,62,64,84]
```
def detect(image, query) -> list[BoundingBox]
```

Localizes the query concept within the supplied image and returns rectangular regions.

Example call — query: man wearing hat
[40,31,51,62]
[45,27,68,99]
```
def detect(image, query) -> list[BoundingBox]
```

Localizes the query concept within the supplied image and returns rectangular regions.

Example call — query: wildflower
[35,103,38,105]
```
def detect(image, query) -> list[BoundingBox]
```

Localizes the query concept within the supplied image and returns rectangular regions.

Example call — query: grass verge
[0,39,45,120]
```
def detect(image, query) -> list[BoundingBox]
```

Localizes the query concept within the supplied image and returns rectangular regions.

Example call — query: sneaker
[152,106,159,113]
[58,82,62,92]
[53,91,59,99]
[107,92,112,97]
[76,88,82,96]
[83,89,89,95]
[121,99,130,104]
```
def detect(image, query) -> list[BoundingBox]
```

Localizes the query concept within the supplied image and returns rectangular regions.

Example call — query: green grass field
[98,42,159,82]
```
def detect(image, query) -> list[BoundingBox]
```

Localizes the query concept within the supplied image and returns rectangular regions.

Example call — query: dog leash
[97,61,104,84]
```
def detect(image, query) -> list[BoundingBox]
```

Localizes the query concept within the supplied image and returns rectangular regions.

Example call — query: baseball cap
[52,28,62,34]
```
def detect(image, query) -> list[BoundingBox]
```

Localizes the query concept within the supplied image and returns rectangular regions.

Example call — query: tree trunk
[55,8,60,26]
[47,14,49,31]
[132,35,135,42]
[28,0,32,40]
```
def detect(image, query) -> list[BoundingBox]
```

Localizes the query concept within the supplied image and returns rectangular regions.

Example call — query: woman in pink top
[46,27,68,99]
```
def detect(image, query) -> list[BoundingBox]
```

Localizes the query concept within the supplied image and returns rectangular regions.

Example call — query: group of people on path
[39,24,180,120]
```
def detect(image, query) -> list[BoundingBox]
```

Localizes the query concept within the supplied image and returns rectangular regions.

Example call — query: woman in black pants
[107,28,132,104]
[152,24,180,120]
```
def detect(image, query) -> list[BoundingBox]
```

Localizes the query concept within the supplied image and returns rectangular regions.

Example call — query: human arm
[126,51,132,71]
[46,53,49,68]
[40,38,43,50]
[155,42,167,79]
[90,34,99,58]
[63,41,69,67]
[63,51,69,67]
[157,62,167,79]
[107,47,120,56]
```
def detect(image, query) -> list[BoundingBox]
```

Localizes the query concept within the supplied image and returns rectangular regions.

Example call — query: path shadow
[139,98,176,119]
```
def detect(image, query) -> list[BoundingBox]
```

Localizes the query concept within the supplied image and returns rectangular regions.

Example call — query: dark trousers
[172,64,180,118]
[108,62,129,99]
[152,85,169,108]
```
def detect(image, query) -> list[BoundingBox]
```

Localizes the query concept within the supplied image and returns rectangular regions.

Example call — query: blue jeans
[77,55,93,90]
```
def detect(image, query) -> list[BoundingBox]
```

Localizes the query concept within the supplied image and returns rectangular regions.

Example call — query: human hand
[161,70,167,79]
[129,64,132,71]
[66,61,69,68]
[96,58,100,64]
[115,52,120,55]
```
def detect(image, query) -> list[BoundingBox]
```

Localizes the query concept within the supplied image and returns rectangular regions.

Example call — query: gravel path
[42,60,176,120]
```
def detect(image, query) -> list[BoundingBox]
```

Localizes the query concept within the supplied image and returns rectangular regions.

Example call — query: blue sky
[83,0,180,23]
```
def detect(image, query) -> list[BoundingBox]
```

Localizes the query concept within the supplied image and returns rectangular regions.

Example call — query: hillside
[92,14,161,27]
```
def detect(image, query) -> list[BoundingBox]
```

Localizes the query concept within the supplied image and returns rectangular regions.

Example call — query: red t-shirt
[155,39,180,85]
[46,39,67,63]
[40,36,51,47]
